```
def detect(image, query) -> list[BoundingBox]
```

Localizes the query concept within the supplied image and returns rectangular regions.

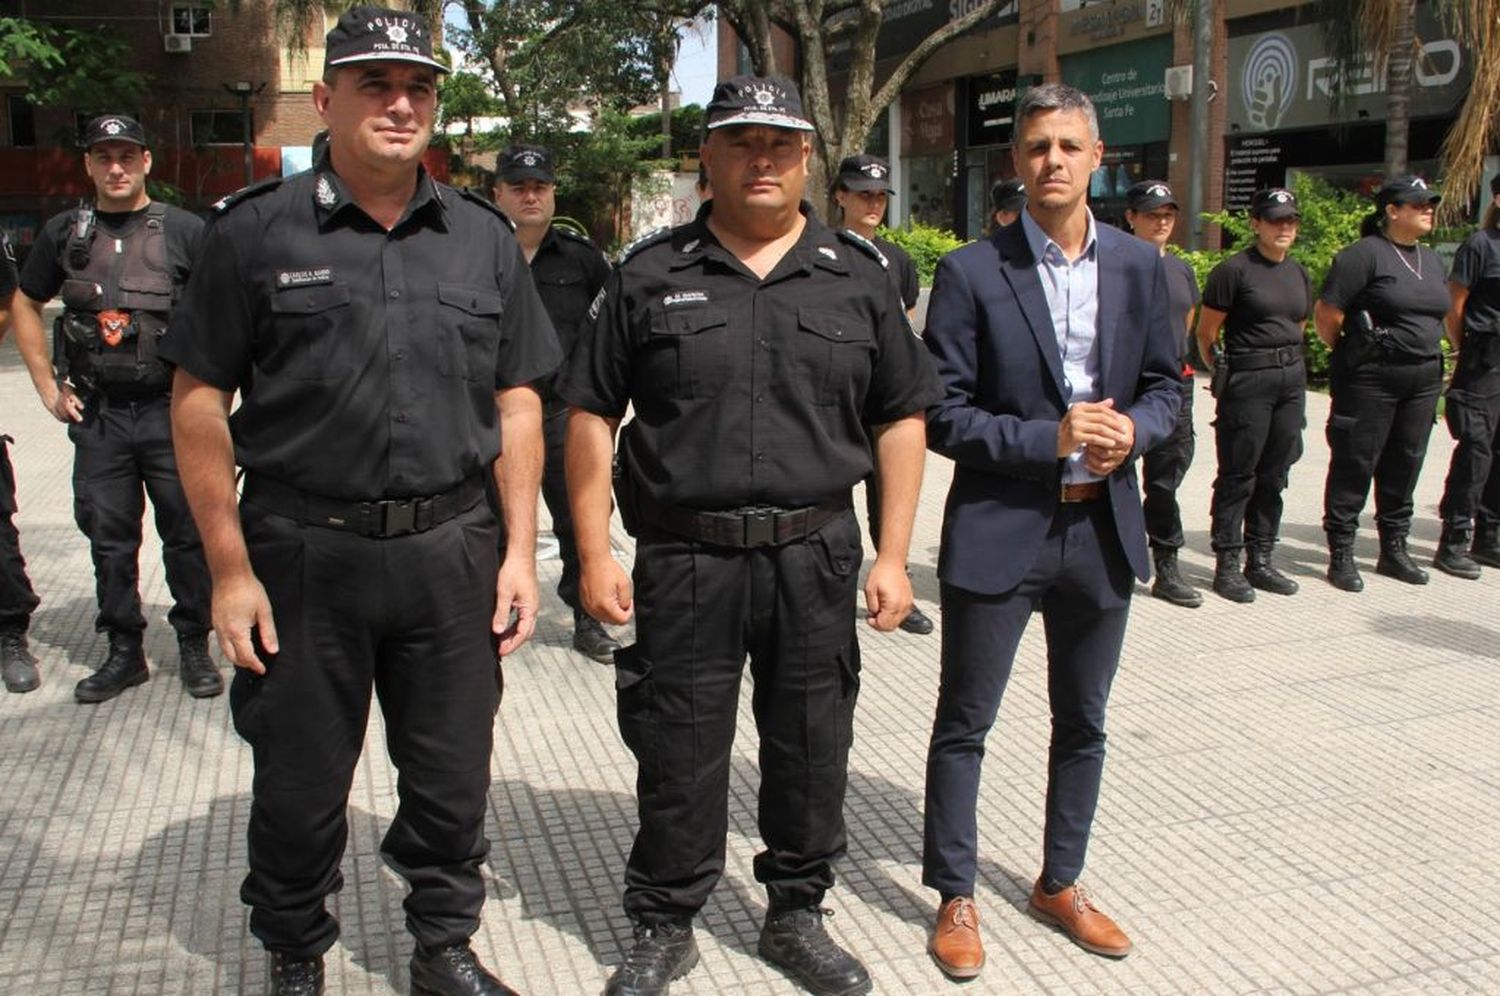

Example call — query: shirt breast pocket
[437,282,504,383]
[793,307,874,406]
[644,305,729,400]
[267,283,353,382]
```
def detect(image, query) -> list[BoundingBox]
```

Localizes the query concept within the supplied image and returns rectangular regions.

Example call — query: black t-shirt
[528,225,611,403]
[1164,252,1200,364]
[20,203,203,303]
[1450,227,1500,337]
[558,202,942,510]
[0,232,16,299]
[160,165,563,500]
[872,234,920,311]
[1202,246,1311,350]
[1320,234,1448,357]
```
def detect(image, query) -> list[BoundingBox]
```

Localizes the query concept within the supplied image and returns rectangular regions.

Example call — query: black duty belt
[242,474,486,538]
[636,491,851,549]
[1227,344,1303,371]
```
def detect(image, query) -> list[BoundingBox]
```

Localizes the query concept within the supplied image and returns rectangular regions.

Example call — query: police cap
[834,154,894,195]
[498,145,555,184]
[705,75,814,132]
[1125,180,1178,213]
[324,6,446,74]
[81,115,147,150]
[1249,187,1299,221]
[1375,175,1441,208]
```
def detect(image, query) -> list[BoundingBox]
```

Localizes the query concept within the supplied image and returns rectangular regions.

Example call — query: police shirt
[528,225,611,403]
[1202,246,1311,351]
[1164,253,1200,366]
[558,202,942,510]
[1450,227,1500,337]
[0,233,16,299]
[871,234,920,311]
[160,165,562,501]
[19,203,203,306]
[1321,235,1448,358]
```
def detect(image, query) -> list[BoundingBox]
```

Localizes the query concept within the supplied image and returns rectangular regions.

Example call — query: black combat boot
[74,631,149,704]
[1150,549,1202,608]
[1472,520,1500,568]
[177,631,224,698]
[1432,526,1481,579]
[410,943,517,996]
[1212,550,1255,603]
[758,907,872,996]
[573,610,622,664]
[0,628,40,693]
[268,953,324,996]
[1244,544,1298,595]
[1327,538,1364,592]
[605,919,698,996]
[1375,533,1429,585]
[899,605,935,634]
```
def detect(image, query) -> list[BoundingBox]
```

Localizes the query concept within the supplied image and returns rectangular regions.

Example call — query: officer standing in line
[163,8,560,995]
[1315,176,1448,591]
[10,115,219,702]
[1,232,42,693]
[831,152,935,636]
[1433,173,1500,577]
[1195,187,1311,603]
[561,76,940,996]
[1124,180,1203,607]
[491,144,620,662]
[990,177,1026,231]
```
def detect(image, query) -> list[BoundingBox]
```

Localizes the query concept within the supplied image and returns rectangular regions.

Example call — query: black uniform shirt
[160,165,562,501]
[1450,227,1500,336]
[20,204,203,304]
[871,234,920,311]
[558,202,942,510]
[1163,253,1200,365]
[528,225,611,400]
[0,233,16,298]
[1321,235,1448,357]
[1203,246,1311,351]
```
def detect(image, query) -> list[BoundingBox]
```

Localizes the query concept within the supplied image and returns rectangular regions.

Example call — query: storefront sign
[1058,35,1171,147]
[1067,0,1165,43]
[966,69,1019,147]
[1228,5,1468,133]
[903,82,956,157]
[1223,135,1286,211]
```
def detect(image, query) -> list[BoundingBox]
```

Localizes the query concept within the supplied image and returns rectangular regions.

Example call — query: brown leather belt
[1060,481,1106,503]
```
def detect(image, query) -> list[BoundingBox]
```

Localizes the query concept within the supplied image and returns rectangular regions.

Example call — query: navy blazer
[923,218,1182,595]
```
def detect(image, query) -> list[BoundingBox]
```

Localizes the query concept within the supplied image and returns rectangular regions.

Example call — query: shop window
[171,4,213,37]
[191,110,247,147]
[7,95,35,147]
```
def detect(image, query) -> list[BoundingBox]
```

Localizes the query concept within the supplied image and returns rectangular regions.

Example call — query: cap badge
[1149,184,1169,197]
[316,174,337,208]
[385,23,408,44]
[752,87,775,106]
[1272,190,1290,203]
[518,151,541,167]
[102,119,124,136]
[862,163,887,179]
[1410,177,1427,189]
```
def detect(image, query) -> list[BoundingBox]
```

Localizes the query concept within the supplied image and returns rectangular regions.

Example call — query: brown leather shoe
[1026,880,1132,958]
[928,896,984,979]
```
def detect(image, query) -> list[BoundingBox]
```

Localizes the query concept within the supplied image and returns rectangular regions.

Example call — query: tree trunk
[1383,0,1414,176]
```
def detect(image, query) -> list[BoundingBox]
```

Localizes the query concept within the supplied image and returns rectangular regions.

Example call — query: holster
[1209,348,1229,399]
[613,441,643,538]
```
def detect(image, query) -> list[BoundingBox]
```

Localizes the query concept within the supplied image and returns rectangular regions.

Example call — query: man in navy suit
[920,83,1181,979]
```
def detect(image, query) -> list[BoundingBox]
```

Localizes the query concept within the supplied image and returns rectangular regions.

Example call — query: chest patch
[663,290,709,307]
[276,267,334,288]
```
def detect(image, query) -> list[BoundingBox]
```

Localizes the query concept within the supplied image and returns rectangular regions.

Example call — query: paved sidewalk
[2,344,1498,995]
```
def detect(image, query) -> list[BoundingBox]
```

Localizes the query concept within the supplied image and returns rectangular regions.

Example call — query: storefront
[901,81,957,230]
[959,68,1019,238]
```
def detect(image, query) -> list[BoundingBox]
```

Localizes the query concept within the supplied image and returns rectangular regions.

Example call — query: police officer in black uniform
[1433,172,1500,577]
[990,177,1026,231]
[163,9,560,995]
[491,144,620,661]
[831,152,935,636]
[561,76,941,996]
[1124,180,1203,607]
[10,114,219,702]
[1196,187,1311,603]
[1315,175,1448,591]
[1,232,42,693]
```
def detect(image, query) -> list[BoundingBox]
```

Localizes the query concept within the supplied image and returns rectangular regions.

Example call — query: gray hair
[1015,82,1100,142]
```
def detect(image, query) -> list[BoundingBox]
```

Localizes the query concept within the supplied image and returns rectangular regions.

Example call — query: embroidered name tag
[276,267,334,288]
[662,290,709,307]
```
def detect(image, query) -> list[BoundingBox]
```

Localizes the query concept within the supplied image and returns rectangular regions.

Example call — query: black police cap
[1250,187,1299,220]
[497,145,555,184]
[990,178,1026,213]
[1125,180,1178,213]
[81,115,146,149]
[705,75,814,132]
[835,154,894,194]
[324,6,446,74]
[1376,174,1441,207]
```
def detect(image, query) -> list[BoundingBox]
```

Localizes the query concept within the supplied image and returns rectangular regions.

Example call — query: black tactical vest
[55,201,175,395]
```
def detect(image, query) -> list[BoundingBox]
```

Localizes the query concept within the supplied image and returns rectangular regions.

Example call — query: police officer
[1124,180,1202,607]
[1433,173,1500,577]
[990,177,1026,231]
[1196,187,1311,603]
[1315,175,1448,591]
[10,114,219,702]
[163,8,560,995]
[831,152,935,636]
[1,232,42,693]
[491,144,619,661]
[561,75,940,996]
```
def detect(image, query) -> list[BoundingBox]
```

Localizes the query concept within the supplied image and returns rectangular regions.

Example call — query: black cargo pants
[1438,332,1500,530]
[1210,356,1306,552]
[0,435,39,632]
[1142,378,1196,551]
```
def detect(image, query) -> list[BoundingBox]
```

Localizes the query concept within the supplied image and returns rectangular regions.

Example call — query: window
[171,4,212,37]
[191,110,247,147]
[7,95,35,147]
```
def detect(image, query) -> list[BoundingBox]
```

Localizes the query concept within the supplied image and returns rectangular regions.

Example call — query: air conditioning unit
[1164,65,1192,100]
[164,33,193,54]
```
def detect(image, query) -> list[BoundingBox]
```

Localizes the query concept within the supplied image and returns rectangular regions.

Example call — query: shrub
[877,222,967,285]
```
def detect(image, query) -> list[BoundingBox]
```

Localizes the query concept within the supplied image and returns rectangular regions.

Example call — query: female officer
[1196,188,1311,603]
[1315,176,1448,591]
[1433,173,1500,577]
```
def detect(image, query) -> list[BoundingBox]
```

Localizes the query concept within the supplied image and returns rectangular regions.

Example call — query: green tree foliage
[876,222,967,286]
[549,110,676,250]
[0,17,149,113]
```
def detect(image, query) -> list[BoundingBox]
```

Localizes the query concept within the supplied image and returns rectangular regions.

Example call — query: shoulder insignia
[837,228,889,269]
[212,175,283,214]
[456,186,516,231]
[617,227,672,265]
[555,226,596,248]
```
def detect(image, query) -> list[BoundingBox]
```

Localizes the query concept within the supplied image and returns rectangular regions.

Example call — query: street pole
[1187,0,1213,250]
[224,81,266,187]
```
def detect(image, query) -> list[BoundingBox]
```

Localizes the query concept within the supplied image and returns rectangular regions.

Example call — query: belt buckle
[378,498,417,537]
[743,509,775,547]
[1278,345,1295,365]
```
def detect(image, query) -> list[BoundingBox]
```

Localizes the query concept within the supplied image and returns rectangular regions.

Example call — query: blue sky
[674,17,718,108]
